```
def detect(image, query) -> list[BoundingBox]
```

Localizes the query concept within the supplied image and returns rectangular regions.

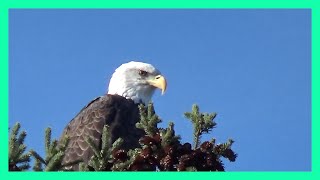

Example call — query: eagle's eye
[138,70,148,77]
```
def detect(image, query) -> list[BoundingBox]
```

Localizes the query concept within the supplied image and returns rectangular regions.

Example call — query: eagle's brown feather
[60,94,144,170]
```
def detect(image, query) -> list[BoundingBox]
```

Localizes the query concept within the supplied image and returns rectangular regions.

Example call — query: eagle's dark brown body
[60,94,145,170]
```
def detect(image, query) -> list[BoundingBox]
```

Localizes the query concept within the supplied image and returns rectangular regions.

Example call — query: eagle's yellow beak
[147,75,167,95]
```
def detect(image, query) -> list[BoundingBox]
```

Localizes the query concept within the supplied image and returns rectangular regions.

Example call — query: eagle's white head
[107,61,167,104]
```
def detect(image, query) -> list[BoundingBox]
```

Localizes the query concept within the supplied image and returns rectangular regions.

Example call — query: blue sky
[9,9,311,171]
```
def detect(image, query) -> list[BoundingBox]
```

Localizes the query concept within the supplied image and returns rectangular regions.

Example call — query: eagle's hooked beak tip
[148,75,167,95]
[161,88,166,95]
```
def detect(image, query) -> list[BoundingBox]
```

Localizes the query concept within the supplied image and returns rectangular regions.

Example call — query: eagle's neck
[107,78,155,105]
[107,88,154,104]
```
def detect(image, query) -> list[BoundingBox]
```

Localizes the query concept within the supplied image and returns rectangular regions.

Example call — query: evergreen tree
[8,104,237,171]
[9,123,31,171]
[29,127,81,171]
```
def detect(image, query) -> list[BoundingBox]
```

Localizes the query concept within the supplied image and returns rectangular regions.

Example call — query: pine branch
[111,149,136,171]
[30,149,46,164]
[136,103,162,136]
[33,158,43,171]
[79,162,90,171]
[160,122,181,147]
[45,151,64,171]
[101,125,111,157]
[214,139,238,162]
[112,138,124,151]
[184,104,217,149]
[30,127,76,171]
[45,127,51,158]
[9,103,237,171]
[85,125,125,171]
[8,123,31,171]
[85,136,101,158]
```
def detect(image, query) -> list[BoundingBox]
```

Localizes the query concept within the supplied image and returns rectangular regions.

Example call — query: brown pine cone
[112,149,128,162]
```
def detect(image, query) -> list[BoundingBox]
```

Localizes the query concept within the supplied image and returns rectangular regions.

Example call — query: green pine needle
[85,136,101,158]
[79,162,89,171]
[101,125,111,157]
[112,138,124,151]
[30,149,46,165]
[33,158,43,171]
[184,104,217,149]
[30,128,73,171]
[9,102,236,171]
[17,131,27,145]
[137,103,162,136]
[9,123,31,171]
[161,122,181,147]
[45,151,64,171]
[45,128,52,157]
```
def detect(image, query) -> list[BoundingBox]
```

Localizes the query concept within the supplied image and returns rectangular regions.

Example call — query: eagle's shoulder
[61,94,131,136]
[61,94,143,170]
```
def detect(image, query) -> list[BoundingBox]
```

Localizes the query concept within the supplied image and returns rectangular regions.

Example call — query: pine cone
[139,135,160,146]
[177,162,186,171]
[160,154,173,170]
[206,154,214,166]
[214,144,223,154]
[112,149,128,162]
[141,147,152,159]
[164,146,174,155]
[179,154,193,167]
[153,133,161,143]
[200,141,213,152]
[212,159,225,171]
[222,149,237,162]
[176,143,191,157]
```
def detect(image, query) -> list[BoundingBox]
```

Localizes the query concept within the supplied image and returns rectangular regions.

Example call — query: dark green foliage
[123,103,237,171]
[184,104,217,149]
[214,139,237,162]
[136,103,162,136]
[29,127,81,171]
[111,149,141,171]
[160,122,181,147]
[8,122,31,171]
[8,103,237,171]
[83,125,125,171]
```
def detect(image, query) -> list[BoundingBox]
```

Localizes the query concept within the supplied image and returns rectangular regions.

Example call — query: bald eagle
[60,61,167,170]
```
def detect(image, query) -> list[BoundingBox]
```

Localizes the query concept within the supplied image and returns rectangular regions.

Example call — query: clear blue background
[9,9,311,171]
